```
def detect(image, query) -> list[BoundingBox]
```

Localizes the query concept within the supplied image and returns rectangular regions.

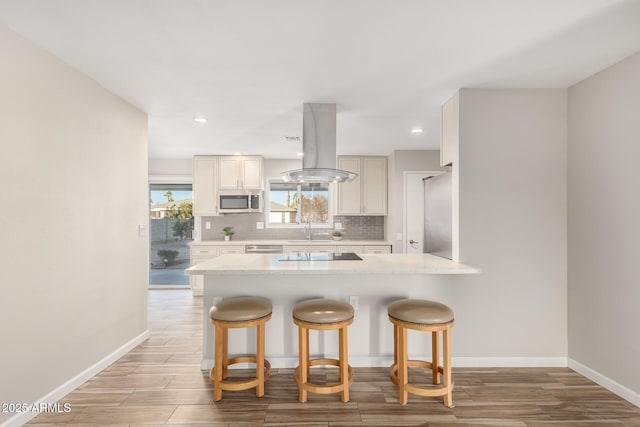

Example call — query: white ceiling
[1,0,639,159]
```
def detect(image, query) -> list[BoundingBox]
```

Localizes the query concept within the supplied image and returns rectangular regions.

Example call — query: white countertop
[189,240,393,246]
[186,253,479,275]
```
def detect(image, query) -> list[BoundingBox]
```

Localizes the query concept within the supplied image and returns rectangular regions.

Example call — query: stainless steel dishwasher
[244,245,284,254]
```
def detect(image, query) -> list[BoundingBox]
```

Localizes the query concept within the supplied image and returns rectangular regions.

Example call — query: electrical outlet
[256,222,264,229]
[205,221,211,230]
[349,295,359,310]
[335,222,343,230]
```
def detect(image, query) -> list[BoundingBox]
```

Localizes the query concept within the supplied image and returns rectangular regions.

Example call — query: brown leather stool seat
[388,298,455,407]
[292,299,354,402]
[209,296,272,401]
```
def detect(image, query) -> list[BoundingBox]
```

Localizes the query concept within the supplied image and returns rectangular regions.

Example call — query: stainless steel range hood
[281,103,357,183]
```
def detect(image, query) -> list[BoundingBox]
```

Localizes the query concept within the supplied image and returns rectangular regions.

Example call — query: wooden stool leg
[221,327,229,380]
[339,325,350,402]
[393,324,399,367]
[298,325,308,402]
[443,325,453,408]
[256,321,266,397]
[213,323,224,401]
[398,325,408,405]
[432,330,439,384]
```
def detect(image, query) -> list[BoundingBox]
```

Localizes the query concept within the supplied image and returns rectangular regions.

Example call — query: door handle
[409,240,419,246]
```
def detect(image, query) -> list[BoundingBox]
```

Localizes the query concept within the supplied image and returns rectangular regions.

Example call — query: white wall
[148,158,192,176]
[568,52,640,396]
[387,150,445,252]
[0,26,149,425]
[450,89,568,360]
[264,158,301,179]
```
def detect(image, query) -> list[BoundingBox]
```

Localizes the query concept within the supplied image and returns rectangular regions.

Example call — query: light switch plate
[138,224,146,237]
[205,221,211,230]
[396,232,402,241]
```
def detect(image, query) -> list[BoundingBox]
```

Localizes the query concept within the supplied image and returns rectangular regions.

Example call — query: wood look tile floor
[27,290,640,427]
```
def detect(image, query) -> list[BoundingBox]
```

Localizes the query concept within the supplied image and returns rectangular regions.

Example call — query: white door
[403,171,444,253]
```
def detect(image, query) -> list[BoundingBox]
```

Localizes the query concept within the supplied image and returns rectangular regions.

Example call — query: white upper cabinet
[337,156,387,216]
[193,156,218,216]
[241,156,263,190]
[362,157,387,215]
[218,156,263,191]
[440,92,459,166]
[337,157,361,214]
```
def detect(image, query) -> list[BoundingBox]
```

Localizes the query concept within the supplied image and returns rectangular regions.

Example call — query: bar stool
[209,296,272,401]
[292,298,354,402]
[388,298,454,407]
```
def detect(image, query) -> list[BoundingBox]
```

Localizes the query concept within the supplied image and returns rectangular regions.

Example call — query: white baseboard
[201,356,568,371]
[568,358,640,408]
[1,330,150,427]
[453,357,567,367]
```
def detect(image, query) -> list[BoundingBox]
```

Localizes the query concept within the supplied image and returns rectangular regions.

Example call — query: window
[267,179,332,226]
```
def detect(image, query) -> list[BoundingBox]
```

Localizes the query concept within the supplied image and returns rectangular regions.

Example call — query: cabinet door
[283,245,309,253]
[336,245,364,253]
[312,246,337,253]
[363,245,391,254]
[191,246,219,257]
[440,92,458,166]
[219,246,245,254]
[193,157,217,216]
[241,157,263,190]
[337,157,362,214]
[218,157,241,190]
[362,157,387,215]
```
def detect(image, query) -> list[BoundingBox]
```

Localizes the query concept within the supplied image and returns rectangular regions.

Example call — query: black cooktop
[279,252,363,261]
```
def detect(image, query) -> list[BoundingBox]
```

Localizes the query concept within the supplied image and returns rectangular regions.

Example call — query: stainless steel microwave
[218,191,263,213]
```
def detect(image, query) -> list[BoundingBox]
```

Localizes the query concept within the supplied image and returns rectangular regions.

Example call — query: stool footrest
[294,358,354,394]
[389,361,454,397]
[211,358,271,392]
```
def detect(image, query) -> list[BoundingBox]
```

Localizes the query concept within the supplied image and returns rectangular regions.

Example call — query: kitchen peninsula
[186,253,478,370]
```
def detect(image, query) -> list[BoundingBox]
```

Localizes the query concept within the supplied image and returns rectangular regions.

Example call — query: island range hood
[281,103,357,183]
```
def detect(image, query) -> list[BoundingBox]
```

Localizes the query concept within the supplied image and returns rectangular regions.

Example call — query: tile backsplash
[200,214,385,241]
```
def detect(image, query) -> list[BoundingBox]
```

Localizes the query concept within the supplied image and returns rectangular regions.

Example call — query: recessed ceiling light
[233,152,241,155]
[296,152,304,156]
[411,128,423,134]
[193,117,207,123]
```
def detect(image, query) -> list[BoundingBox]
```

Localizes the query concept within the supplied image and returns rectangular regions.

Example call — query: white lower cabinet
[362,245,392,254]
[190,245,244,295]
[312,246,337,253]
[336,245,364,253]
[283,245,309,253]
[219,247,244,255]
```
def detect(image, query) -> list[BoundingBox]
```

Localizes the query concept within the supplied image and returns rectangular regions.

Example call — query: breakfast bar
[186,253,479,370]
